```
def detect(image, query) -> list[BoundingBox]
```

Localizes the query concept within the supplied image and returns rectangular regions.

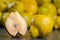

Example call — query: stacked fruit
[0,0,60,38]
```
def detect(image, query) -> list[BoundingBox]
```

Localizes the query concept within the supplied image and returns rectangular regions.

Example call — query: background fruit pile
[0,0,60,38]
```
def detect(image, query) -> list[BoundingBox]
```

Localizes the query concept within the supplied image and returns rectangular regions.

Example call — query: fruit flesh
[5,12,18,36]
[4,11,27,36]
[15,12,27,35]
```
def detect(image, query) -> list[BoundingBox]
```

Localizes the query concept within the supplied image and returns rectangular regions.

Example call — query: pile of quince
[0,0,60,38]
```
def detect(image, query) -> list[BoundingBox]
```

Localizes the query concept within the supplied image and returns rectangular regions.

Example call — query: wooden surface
[0,28,60,40]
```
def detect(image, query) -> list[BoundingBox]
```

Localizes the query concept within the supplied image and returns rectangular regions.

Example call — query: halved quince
[2,11,27,36]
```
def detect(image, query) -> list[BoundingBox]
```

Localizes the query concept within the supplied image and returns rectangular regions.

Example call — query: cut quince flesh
[5,11,27,36]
